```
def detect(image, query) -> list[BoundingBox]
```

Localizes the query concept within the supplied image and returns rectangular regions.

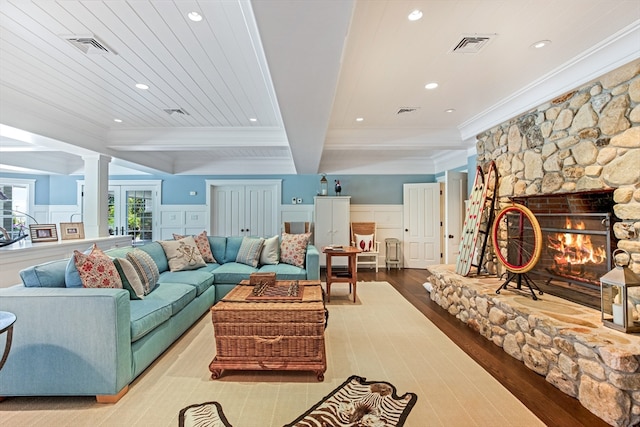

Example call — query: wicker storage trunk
[209,280,327,381]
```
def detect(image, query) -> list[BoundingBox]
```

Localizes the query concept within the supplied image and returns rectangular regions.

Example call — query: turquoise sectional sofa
[0,236,319,402]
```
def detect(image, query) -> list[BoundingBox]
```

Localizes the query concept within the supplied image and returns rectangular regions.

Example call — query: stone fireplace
[428,59,640,426]
[512,190,618,310]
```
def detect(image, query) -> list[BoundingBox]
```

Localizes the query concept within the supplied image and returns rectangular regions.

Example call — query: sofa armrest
[0,286,132,397]
[305,244,320,280]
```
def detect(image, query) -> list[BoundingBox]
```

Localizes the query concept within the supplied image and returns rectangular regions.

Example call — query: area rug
[284,375,418,427]
[179,401,233,427]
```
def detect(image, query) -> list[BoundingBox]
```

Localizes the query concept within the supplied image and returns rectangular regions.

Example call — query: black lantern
[600,249,640,333]
[319,174,328,196]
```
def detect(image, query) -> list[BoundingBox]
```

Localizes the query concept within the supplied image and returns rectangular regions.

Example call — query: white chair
[351,222,380,272]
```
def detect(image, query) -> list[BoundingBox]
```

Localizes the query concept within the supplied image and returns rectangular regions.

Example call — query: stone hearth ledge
[427,264,640,427]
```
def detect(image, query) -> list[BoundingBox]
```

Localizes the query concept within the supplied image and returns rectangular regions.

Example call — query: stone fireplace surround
[432,60,640,426]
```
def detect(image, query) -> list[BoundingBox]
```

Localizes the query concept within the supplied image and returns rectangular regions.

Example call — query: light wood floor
[354,267,608,427]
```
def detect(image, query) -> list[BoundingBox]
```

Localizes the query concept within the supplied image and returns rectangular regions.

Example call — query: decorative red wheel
[491,203,542,274]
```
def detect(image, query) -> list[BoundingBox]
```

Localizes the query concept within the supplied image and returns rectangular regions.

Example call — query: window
[0,179,35,238]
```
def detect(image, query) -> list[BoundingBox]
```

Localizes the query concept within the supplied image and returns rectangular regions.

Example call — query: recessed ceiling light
[188,12,203,22]
[114,118,123,123]
[135,83,149,90]
[424,82,438,90]
[408,10,423,21]
[445,109,455,113]
[249,118,257,122]
[356,117,364,122]
[531,40,551,49]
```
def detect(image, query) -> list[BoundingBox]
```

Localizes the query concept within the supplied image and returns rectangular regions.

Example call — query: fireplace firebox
[511,190,618,309]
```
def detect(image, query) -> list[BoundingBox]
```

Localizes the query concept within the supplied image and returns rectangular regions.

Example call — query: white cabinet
[314,196,350,266]
[209,181,280,237]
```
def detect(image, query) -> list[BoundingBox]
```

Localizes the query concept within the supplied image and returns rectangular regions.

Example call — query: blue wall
[2,172,439,206]
[3,155,481,206]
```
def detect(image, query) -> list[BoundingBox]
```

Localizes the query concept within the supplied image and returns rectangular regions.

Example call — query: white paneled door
[403,183,441,269]
[208,181,279,237]
[444,171,468,264]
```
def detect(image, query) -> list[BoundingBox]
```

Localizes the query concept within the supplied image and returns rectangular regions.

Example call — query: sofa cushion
[258,263,307,280]
[173,230,216,263]
[126,249,160,295]
[113,257,145,299]
[158,270,214,296]
[211,262,258,284]
[208,236,227,265]
[235,236,264,267]
[260,235,280,265]
[159,236,207,272]
[74,245,122,289]
[280,232,311,268]
[129,299,173,342]
[136,242,169,273]
[224,236,244,264]
[145,282,196,316]
[19,259,68,288]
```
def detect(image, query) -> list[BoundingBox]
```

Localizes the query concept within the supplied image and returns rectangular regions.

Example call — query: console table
[323,246,361,303]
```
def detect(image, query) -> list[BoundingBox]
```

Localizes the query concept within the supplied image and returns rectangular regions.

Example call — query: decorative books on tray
[324,245,345,251]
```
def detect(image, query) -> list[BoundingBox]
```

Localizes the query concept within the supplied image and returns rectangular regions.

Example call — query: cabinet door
[331,198,350,246]
[212,185,245,236]
[245,185,277,237]
[211,184,278,237]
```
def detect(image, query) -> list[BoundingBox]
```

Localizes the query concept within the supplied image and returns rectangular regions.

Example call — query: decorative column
[82,154,111,238]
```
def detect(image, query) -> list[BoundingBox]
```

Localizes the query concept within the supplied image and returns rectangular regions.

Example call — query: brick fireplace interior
[512,190,618,310]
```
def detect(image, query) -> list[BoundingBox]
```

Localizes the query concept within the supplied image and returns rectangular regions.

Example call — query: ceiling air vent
[164,108,190,116]
[397,107,418,115]
[62,35,116,55]
[449,34,496,54]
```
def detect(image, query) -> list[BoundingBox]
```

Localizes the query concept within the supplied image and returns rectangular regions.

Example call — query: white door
[108,185,158,245]
[211,185,245,236]
[444,171,468,264]
[210,182,279,237]
[403,183,441,269]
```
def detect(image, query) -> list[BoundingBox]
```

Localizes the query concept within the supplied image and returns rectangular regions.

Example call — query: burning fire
[548,219,606,265]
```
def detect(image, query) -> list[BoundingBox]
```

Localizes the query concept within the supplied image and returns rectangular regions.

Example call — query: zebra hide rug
[284,375,417,427]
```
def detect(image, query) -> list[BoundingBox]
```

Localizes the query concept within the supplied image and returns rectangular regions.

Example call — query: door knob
[448,234,454,239]
[405,229,408,232]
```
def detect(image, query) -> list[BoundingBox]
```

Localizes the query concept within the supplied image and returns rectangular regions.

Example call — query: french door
[108,184,158,245]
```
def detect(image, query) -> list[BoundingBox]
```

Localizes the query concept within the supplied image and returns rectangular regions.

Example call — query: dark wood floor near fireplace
[350,267,609,427]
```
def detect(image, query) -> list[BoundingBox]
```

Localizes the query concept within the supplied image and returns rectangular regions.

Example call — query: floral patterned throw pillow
[280,232,311,268]
[73,244,122,289]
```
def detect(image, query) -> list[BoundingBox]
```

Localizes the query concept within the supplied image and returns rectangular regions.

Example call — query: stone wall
[428,264,640,427]
[475,59,640,274]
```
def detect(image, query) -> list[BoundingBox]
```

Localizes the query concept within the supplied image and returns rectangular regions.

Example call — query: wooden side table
[0,311,16,371]
[322,246,361,303]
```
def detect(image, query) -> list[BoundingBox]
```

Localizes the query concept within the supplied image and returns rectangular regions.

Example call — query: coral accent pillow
[73,244,122,289]
[280,232,311,268]
[173,230,216,263]
[355,233,374,252]
[160,236,207,272]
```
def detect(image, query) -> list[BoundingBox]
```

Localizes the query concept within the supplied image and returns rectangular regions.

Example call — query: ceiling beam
[252,0,354,174]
